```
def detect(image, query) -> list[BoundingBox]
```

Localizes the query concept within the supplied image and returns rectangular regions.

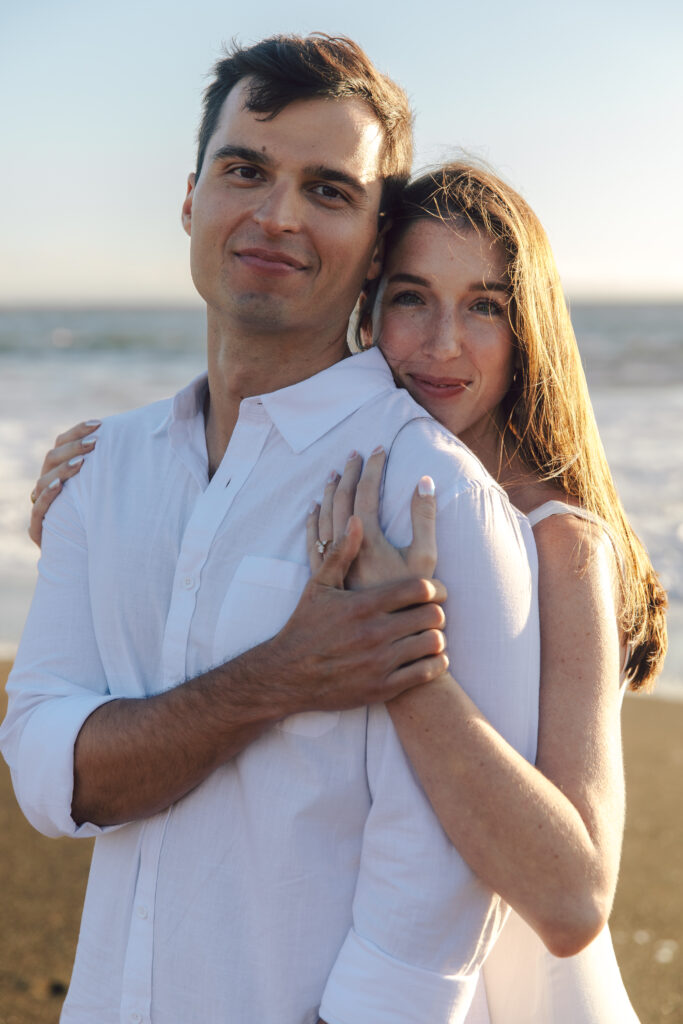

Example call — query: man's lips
[409,374,471,397]
[236,248,308,273]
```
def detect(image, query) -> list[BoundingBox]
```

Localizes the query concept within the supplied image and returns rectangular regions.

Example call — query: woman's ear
[357,290,375,350]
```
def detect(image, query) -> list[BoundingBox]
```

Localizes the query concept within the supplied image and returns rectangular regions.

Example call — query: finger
[394,599,446,633]
[40,432,98,476]
[33,448,90,503]
[353,445,386,541]
[358,575,448,615]
[332,451,363,539]
[390,626,447,668]
[384,652,450,697]
[403,476,438,577]
[53,420,101,449]
[306,502,323,573]
[28,477,62,547]
[313,515,364,589]
[318,470,340,547]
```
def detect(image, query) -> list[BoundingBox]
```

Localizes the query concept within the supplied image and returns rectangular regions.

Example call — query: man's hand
[273,514,448,712]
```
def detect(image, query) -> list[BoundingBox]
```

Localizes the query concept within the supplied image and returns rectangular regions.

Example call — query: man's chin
[208,293,297,334]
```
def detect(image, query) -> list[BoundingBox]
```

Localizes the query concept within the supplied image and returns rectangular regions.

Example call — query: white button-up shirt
[1,349,539,1024]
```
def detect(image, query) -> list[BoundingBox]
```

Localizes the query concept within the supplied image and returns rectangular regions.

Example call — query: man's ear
[181,173,196,236]
[366,226,388,283]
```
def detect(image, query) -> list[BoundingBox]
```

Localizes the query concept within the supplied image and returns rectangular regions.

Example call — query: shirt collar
[152,373,208,437]
[259,348,396,453]
[153,350,396,453]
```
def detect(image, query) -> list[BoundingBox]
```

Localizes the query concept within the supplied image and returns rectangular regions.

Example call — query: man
[0,35,539,1024]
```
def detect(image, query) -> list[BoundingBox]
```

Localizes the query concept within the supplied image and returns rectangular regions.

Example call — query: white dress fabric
[467,500,640,1024]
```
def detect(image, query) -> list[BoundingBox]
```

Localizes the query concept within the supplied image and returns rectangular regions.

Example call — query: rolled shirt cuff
[12,693,120,838]
[319,928,479,1024]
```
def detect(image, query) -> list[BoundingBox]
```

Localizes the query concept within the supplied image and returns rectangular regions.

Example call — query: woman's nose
[425,309,462,358]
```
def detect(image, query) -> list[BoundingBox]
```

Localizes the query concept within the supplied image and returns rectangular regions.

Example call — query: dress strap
[526,500,605,530]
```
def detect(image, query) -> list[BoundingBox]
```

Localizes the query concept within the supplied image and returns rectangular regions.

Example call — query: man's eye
[312,183,345,201]
[229,165,262,181]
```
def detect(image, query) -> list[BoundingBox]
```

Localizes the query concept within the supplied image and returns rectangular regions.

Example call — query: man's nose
[252,183,301,235]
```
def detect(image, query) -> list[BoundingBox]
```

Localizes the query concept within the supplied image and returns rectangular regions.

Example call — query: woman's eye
[392,291,424,306]
[472,298,503,315]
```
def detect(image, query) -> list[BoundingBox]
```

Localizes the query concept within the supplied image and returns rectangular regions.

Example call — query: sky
[1,0,682,306]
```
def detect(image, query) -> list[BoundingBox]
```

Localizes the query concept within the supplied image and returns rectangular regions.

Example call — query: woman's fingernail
[418,476,435,497]
[372,445,384,455]
[347,449,359,460]
[84,419,101,427]
[68,456,84,467]
[327,470,340,484]
[82,437,97,448]
[48,478,61,490]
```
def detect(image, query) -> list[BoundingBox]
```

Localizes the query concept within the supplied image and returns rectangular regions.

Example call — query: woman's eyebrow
[387,273,431,287]
[467,279,512,293]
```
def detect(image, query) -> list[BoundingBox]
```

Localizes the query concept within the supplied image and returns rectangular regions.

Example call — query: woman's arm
[312,451,625,958]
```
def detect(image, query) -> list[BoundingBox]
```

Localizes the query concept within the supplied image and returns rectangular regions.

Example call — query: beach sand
[0,661,681,1024]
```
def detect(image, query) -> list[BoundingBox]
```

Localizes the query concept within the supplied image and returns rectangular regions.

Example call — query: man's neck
[203,316,350,477]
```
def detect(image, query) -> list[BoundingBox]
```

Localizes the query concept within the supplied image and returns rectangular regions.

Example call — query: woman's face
[373,218,516,458]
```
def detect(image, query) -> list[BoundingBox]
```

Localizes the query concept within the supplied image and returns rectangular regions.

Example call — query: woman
[30,162,666,1022]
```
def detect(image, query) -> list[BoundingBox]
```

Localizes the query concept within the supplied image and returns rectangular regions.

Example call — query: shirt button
[181,576,194,590]
[136,904,148,919]
[130,1015,142,1023]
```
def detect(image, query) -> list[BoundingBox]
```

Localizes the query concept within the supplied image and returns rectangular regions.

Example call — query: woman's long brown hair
[363,161,667,690]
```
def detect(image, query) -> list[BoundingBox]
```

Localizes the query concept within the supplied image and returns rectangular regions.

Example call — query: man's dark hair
[196,33,413,213]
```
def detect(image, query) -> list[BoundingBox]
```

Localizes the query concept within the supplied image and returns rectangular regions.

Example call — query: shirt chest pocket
[212,555,340,737]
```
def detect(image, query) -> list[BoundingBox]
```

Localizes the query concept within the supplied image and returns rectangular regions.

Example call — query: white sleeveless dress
[466,501,640,1024]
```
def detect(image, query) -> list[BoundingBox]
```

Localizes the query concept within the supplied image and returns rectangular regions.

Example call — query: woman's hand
[306,446,438,588]
[29,420,100,547]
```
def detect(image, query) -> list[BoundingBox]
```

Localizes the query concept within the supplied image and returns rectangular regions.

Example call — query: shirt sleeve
[0,481,118,839]
[319,451,540,1023]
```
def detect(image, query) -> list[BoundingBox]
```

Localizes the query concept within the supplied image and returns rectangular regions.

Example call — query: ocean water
[1,304,682,696]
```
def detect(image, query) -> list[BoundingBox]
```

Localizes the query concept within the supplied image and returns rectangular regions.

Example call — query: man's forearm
[71,642,289,826]
[72,571,448,826]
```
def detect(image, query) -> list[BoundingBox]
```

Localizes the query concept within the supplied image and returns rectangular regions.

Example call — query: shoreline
[1,662,681,1023]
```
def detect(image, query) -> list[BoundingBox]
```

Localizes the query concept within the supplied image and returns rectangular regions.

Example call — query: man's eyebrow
[303,164,369,200]
[210,144,275,167]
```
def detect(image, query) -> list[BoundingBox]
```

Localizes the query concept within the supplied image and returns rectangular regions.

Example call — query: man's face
[183,80,385,340]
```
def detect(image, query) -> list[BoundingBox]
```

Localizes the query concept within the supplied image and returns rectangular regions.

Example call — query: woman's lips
[409,374,471,398]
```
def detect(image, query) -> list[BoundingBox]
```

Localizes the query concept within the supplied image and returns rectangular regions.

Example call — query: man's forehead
[209,80,385,182]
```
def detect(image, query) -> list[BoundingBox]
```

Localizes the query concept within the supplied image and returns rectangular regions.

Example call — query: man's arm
[1,513,447,834]
[71,528,447,825]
